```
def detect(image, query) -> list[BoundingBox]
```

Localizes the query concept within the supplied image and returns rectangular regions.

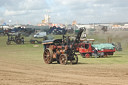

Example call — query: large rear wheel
[59,54,67,65]
[43,48,53,64]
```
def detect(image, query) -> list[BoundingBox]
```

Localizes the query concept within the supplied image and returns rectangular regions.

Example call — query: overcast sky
[0,0,128,25]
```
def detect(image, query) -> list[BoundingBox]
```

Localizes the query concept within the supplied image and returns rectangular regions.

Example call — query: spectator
[94,48,98,58]
[21,37,24,44]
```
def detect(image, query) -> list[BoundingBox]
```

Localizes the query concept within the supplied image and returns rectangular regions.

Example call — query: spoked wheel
[16,39,22,44]
[85,53,90,58]
[31,41,35,44]
[59,54,67,65]
[72,54,78,64]
[6,41,11,45]
[43,48,53,64]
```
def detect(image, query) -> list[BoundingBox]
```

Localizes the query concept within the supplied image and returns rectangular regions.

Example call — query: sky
[0,0,128,25]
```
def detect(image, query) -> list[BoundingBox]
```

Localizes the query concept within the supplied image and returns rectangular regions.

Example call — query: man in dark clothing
[21,37,24,44]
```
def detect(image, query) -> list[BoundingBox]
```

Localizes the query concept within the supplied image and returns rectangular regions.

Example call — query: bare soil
[0,59,128,85]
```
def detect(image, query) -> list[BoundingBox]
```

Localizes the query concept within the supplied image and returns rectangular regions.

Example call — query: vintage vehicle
[42,28,85,65]
[34,32,46,38]
[30,39,42,44]
[0,29,5,36]
[78,42,115,58]
[6,33,24,45]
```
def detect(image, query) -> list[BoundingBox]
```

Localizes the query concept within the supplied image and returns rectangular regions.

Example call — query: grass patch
[0,34,128,65]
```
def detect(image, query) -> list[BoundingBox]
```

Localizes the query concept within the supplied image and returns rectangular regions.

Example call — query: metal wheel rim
[59,54,67,65]
[85,54,90,58]
[43,49,53,64]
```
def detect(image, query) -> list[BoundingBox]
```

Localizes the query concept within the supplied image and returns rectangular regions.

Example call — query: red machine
[78,43,115,58]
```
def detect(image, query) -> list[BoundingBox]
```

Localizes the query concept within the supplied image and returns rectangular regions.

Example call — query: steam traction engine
[6,33,23,45]
[42,28,85,65]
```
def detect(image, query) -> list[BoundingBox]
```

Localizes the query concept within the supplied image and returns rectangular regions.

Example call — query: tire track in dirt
[0,59,128,85]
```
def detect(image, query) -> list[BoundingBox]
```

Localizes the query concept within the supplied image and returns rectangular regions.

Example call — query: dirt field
[0,36,128,85]
[0,59,128,85]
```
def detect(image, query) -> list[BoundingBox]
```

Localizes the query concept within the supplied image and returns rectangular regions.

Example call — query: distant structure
[72,20,77,25]
[42,14,50,24]
[38,14,65,28]
[38,14,50,26]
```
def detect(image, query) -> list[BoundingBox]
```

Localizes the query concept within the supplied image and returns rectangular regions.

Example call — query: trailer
[30,39,42,44]
[79,43,115,58]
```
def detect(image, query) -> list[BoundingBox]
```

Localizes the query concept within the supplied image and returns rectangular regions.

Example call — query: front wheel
[59,54,67,65]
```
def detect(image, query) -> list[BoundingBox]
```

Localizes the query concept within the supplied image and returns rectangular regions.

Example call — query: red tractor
[78,42,116,58]
[42,28,85,65]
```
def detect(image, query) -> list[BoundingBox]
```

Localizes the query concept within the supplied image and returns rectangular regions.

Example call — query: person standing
[21,37,24,44]
[94,48,98,58]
